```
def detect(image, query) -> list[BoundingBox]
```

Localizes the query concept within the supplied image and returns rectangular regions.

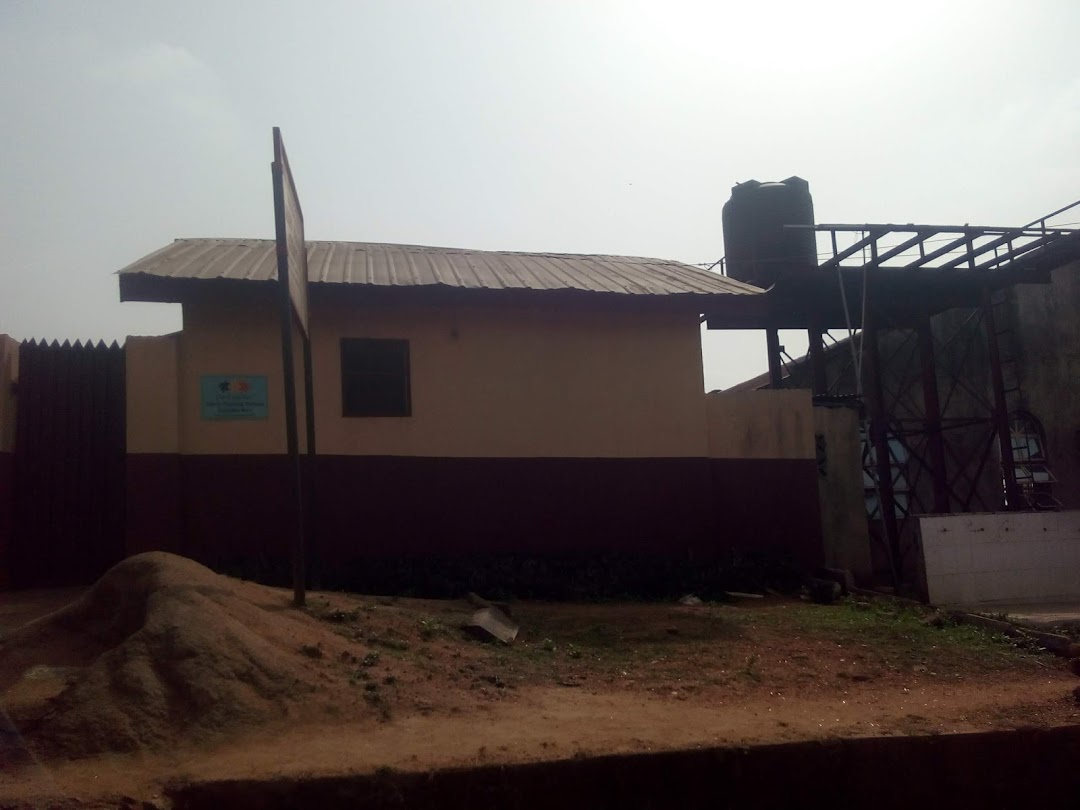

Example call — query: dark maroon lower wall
[124,454,824,595]
[709,459,824,571]
[312,456,714,556]
[0,451,12,588]
[126,454,184,557]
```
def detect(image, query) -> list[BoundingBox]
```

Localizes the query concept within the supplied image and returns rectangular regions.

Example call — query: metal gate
[11,339,126,586]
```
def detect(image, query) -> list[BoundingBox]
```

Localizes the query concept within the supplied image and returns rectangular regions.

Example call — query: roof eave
[119,272,759,311]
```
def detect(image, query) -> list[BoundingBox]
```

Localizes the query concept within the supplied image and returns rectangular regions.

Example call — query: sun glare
[620,0,938,78]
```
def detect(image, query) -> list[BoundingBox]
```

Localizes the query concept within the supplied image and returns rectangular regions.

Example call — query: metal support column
[865,326,901,581]
[808,321,827,395]
[863,262,902,583]
[916,316,949,512]
[302,334,319,588]
[982,287,1019,509]
[766,327,783,388]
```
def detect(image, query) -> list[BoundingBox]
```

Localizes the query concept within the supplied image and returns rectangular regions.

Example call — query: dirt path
[3,672,1076,806]
[2,555,1078,807]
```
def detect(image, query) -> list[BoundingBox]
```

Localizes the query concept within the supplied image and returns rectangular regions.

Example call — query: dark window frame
[340,337,412,418]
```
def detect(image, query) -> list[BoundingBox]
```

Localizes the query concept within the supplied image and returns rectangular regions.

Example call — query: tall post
[917,316,949,512]
[982,288,1019,509]
[864,315,902,584]
[808,321,827,396]
[272,127,309,608]
[302,334,318,587]
[766,327,783,388]
[276,285,306,607]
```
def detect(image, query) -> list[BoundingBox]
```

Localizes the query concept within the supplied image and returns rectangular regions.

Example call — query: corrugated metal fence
[12,339,126,586]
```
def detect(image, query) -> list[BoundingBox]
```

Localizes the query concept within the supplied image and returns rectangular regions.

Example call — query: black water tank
[721,176,817,288]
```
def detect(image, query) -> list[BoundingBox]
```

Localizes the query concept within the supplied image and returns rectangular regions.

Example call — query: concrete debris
[678,595,704,606]
[467,591,514,618]
[724,591,764,600]
[814,567,855,595]
[464,606,519,645]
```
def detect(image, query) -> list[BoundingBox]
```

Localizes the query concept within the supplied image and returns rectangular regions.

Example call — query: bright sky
[2,1,1079,390]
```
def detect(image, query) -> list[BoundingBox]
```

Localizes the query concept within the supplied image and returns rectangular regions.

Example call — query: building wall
[705,390,824,571]
[124,288,826,590]
[1014,260,1080,508]
[176,286,307,456]
[126,333,183,556]
[814,403,872,582]
[919,511,1080,606]
[167,288,707,459]
[0,335,18,587]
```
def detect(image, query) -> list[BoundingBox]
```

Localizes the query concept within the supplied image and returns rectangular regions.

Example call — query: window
[340,338,411,417]
[861,428,911,519]
[1008,411,1057,508]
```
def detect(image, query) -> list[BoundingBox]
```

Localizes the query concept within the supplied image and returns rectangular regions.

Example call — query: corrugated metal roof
[118,238,761,298]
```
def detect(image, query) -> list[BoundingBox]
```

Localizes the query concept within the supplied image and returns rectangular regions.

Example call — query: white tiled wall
[918,511,1080,606]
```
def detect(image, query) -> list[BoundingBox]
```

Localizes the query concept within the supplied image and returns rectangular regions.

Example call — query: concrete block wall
[918,511,1080,606]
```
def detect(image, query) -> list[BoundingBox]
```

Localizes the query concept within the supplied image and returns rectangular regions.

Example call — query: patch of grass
[299,643,324,659]
[322,607,361,624]
[418,618,446,641]
[361,651,381,667]
[771,599,1042,668]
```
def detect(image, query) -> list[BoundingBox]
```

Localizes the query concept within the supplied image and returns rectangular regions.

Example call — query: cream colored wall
[705,389,815,460]
[313,298,706,458]
[174,287,306,455]
[126,334,181,454]
[0,335,18,453]
[164,290,707,458]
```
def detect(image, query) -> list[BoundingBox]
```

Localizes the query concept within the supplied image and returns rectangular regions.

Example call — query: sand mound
[0,552,321,758]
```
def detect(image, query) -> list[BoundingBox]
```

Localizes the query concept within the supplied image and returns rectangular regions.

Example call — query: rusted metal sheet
[12,339,126,587]
[118,239,762,298]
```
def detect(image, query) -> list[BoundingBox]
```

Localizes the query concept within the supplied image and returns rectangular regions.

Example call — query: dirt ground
[2,553,1078,808]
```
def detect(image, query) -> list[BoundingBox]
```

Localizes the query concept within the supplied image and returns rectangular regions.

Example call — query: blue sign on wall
[200,375,269,421]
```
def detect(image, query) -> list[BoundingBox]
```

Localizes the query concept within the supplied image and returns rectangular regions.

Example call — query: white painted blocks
[918,511,1080,606]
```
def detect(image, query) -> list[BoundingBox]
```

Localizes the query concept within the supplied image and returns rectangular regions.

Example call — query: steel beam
[916,316,949,512]
[982,288,1020,509]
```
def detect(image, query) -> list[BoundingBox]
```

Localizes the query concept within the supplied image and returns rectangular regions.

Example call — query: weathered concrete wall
[918,510,1080,606]
[814,403,872,582]
[705,390,824,570]
[126,333,181,454]
[1013,260,1080,508]
[125,334,183,556]
[705,390,814,460]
